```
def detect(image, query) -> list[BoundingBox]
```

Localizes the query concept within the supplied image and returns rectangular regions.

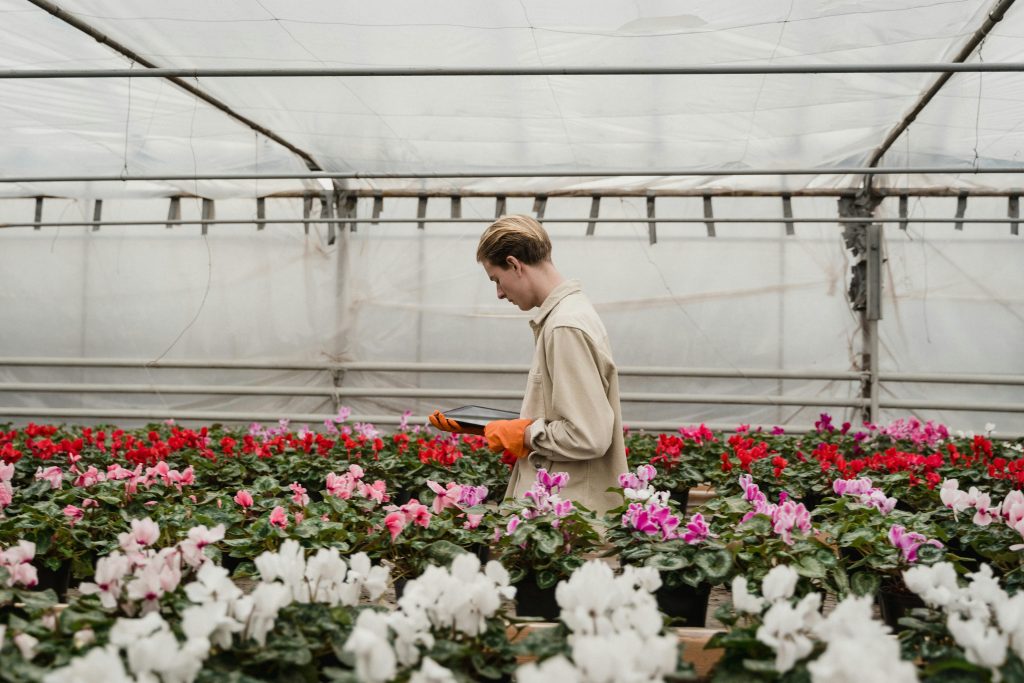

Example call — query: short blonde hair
[476,215,552,266]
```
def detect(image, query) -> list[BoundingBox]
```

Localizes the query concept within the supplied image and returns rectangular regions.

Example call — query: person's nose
[496,284,506,300]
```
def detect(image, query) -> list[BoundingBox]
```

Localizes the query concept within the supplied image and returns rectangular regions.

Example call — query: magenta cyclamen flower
[888,524,943,563]
[682,512,711,544]
[622,501,681,540]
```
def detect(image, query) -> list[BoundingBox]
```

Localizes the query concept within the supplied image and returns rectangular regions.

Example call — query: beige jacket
[504,280,628,515]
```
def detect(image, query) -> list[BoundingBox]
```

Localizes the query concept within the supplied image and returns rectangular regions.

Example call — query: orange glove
[429,410,485,436]
[484,418,533,460]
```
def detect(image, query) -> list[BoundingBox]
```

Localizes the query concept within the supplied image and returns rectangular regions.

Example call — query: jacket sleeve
[527,325,614,462]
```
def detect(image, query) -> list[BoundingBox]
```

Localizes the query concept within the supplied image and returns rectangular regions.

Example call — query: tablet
[441,405,521,428]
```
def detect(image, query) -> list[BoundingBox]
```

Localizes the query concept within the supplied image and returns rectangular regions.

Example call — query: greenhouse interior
[1,1,1024,681]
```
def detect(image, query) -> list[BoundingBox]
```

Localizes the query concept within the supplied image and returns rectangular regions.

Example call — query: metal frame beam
[867,0,1017,168]
[4,63,1024,79]
[5,216,1023,230]
[23,0,323,172]
[3,167,1024,184]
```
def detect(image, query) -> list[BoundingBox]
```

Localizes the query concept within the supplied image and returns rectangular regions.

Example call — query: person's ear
[506,255,522,274]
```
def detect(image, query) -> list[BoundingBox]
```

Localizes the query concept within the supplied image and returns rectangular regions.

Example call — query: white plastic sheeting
[0,1,1022,433]
[2,0,1023,195]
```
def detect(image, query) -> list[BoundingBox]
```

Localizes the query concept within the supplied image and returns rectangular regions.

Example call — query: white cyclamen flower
[516,655,582,683]
[14,632,39,661]
[408,657,459,683]
[731,576,765,614]
[903,562,963,610]
[343,610,398,683]
[808,596,917,683]
[948,615,1008,672]
[761,564,800,603]
[43,645,132,683]
[756,592,822,673]
[245,581,292,647]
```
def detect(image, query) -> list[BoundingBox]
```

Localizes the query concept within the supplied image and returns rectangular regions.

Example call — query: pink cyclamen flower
[35,466,63,490]
[234,490,254,508]
[384,511,407,541]
[888,524,943,563]
[269,506,289,529]
[463,513,484,530]
[359,480,388,504]
[459,484,489,507]
[63,505,84,526]
[289,482,310,507]
[426,480,463,514]
[293,512,304,525]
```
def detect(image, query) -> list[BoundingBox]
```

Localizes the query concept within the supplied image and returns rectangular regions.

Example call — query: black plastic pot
[655,581,711,626]
[669,487,691,511]
[514,573,560,620]
[35,560,72,601]
[877,585,926,631]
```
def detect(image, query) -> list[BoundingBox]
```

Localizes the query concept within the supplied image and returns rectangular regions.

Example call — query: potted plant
[604,464,732,625]
[490,469,601,620]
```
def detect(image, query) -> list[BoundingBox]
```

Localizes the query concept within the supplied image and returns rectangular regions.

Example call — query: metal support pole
[840,183,884,424]
[91,199,102,232]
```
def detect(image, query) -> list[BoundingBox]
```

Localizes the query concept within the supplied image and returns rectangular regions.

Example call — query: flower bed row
[1,412,1023,681]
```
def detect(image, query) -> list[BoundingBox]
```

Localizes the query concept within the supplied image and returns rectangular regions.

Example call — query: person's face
[483,257,534,311]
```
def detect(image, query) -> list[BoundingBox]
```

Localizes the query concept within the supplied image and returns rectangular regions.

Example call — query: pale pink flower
[0,483,11,510]
[82,498,99,508]
[463,513,484,530]
[35,466,63,489]
[73,465,105,488]
[63,504,84,526]
[427,480,463,514]
[359,480,388,504]
[326,472,357,499]
[0,462,14,483]
[293,511,304,525]
[289,482,310,507]
[119,517,160,552]
[269,506,288,529]
[234,490,254,508]
[7,562,38,588]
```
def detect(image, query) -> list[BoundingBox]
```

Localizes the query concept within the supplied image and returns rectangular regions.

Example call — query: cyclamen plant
[711,564,917,682]
[606,465,733,592]
[343,552,517,683]
[492,469,601,589]
[900,561,1024,681]
[516,560,691,683]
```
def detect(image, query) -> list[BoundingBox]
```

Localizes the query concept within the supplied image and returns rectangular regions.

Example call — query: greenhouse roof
[1,0,1023,198]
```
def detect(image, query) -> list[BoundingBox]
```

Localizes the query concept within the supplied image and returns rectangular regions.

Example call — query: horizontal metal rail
[3,166,1023,183]
[880,372,1024,386]
[0,382,868,408]
[4,217,1023,230]
[879,399,1024,413]
[0,358,864,381]
[3,64,1024,79]
[1,408,1020,440]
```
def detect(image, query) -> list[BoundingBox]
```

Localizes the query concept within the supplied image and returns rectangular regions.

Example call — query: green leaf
[795,555,827,579]
[534,528,561,555]
[695,549,733,581]
[850,572,881,597]
[647,553,687,572]
[916,543,945,564]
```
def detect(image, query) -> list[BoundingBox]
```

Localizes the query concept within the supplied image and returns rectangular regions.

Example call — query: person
[430,215,627,515]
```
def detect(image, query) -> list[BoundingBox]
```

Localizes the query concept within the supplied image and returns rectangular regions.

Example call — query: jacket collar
[529,279,581,332]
